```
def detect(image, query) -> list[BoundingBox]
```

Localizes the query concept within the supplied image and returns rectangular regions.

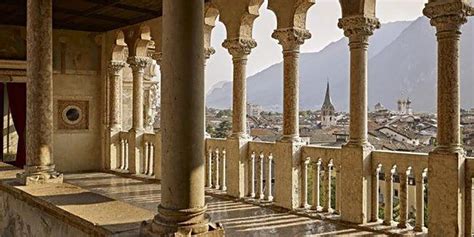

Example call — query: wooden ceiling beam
[60,0,122,25]
[54,6,129,24]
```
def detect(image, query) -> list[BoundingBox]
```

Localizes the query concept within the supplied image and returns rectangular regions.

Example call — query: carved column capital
[338,16,380,38]
[423,2,472,32]
[127,56,150,73]
[272,28,311,51]
[222,38,257,58]
[108,61,126,76]
[204,47,216,60]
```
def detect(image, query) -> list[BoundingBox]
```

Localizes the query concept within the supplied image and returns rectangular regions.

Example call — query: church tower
[321,81,337,127]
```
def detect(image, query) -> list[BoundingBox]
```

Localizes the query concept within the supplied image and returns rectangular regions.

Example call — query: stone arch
[111,30,127,61]
[204,3,220,54]
[124,25,152,58]
[339,0,376,18]
[134,25,152,57]
[239,0,264,38]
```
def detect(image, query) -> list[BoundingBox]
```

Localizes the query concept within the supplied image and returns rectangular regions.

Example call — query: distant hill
[207,17,473,112]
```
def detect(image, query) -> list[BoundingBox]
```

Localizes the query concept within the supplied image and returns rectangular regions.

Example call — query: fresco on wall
[0,27,26,60]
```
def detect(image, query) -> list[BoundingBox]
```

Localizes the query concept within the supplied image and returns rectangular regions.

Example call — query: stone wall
[0,190,88,237]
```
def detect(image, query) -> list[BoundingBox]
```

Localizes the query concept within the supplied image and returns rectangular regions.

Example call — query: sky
[205,0,428,93]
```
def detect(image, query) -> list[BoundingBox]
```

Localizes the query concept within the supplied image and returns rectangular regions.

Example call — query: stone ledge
[0,163,155,237]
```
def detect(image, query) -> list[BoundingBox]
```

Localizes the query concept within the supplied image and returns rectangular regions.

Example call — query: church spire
[322,80,333,108]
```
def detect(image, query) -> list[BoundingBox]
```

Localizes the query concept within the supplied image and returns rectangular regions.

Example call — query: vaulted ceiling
[0,0,165,32]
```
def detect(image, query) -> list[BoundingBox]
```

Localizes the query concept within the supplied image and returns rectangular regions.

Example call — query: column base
[17,165,63,185]
[140,205,223,237]
[279,135,302,143]
[140,221,224,237]
[229,132,251,140]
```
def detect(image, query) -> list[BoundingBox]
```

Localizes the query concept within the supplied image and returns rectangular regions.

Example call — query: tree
[206,124,216,137]
[215,121,232,138]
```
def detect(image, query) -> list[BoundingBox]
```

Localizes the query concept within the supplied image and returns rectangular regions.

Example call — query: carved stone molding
[127,56,150,73]
[424,2,472,32]
[108,61,125,76]
[222,38,257,58]
[204,47,216,60]
[337,16,380,38]
[272,28,311,51]
[57,100,89,130]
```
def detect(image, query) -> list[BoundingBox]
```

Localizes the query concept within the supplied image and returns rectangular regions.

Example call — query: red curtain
[0,83,3,161]
[6,83,26,168]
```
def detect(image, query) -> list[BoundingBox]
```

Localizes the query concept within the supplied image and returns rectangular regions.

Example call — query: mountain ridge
[207,17,473,112]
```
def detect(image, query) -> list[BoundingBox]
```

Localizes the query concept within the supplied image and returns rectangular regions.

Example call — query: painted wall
[0,25,102,172]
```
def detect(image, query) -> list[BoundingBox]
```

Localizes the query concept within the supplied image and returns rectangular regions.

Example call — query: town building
[320,81,337,128]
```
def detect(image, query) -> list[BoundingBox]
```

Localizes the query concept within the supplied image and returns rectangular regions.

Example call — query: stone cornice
[127,56,150,72]
[222,38,257,58]
[423,2,472,31]
[337,16,380,38]
[108,61,126,75]
[271,28,311,51]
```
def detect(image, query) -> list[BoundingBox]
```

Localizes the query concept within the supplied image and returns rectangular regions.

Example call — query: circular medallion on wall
[57,100,89,130]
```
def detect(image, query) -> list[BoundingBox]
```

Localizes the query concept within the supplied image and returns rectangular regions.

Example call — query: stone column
[108,61,126,130]
[141,0,219,235]
[204,47,215,138]
[338,17,380,147]
[424,2,472,236]
[338,16,379,224]
[127,56,149,132]
[126,56,149,174]
[18,0,63,185]
[222,38,256,139]
[272,28,311,142]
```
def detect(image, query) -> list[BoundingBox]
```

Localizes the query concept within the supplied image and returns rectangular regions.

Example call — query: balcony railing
[108,136,474,235]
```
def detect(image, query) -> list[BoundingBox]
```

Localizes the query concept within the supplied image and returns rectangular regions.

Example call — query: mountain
[206,17,473,112]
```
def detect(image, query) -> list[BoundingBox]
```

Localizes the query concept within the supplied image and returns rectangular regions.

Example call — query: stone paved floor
[64,172,385,236]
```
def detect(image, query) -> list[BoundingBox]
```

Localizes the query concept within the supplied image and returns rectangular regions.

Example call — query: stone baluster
[311,161,321,210]
[398,170,409,228]
[108,61,126,130]
[301,158,310,208]
[424,2,472,235]
[143,141,149,174]
[140,0,213,234]
[249,153,256,198]
[120,138,126,169]
[414,171,426,232]
[222,39,256,138]
[258,153,265,200]
[323,163,333,212]
[266,154,273,201]
[206,149,212,188]
[18,0,63,185]
[148,143,154,176]
[383,168,394,225]
[214,149,220,190]
[221,150,227,191]
[124,139,129,170]
[371,166,381,222]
